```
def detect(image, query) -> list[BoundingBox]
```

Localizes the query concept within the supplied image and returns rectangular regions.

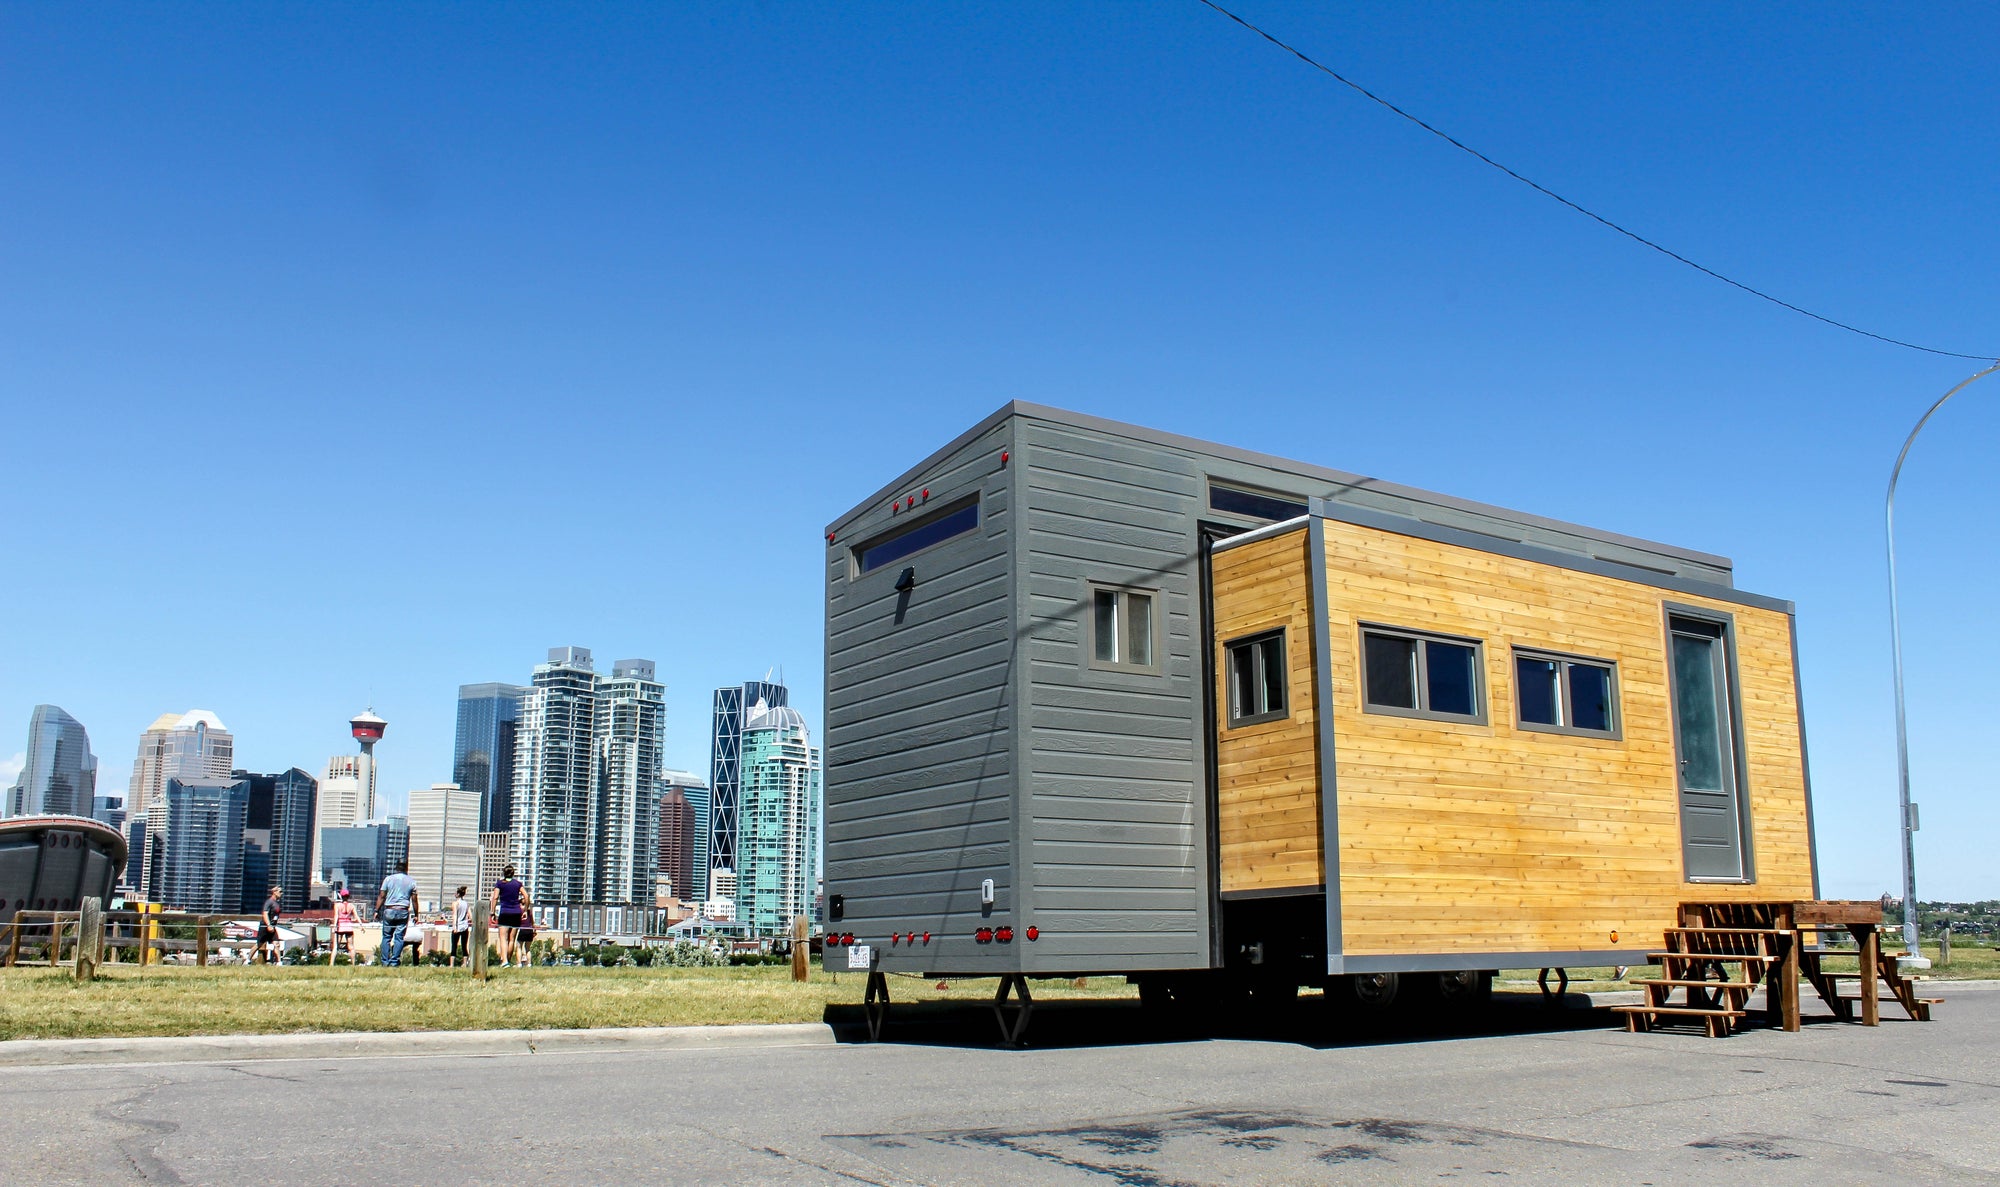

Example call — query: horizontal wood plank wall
[1317,519,1814,956]
[1211,527,1322,895]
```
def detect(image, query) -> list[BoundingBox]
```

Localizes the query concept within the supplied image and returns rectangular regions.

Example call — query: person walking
[257,884,284,965]
[332,887,360,959]
[490,865,525,968]
[375,861,420,968]
[449,886,472,967]
[515,885,536,967]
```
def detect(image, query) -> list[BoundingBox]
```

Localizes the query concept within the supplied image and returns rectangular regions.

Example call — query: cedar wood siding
[1319,516,1815,957]
[823,420,1017,974]
[1210,526,1322,896]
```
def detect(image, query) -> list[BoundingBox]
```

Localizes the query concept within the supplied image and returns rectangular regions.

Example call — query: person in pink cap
[332,888,360,964]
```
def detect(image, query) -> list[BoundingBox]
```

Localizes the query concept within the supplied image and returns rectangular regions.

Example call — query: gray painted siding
[823,422,1019,974]
[1018,420,1211,972]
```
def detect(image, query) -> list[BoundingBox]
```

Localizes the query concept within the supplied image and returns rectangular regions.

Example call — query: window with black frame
[1359,625,1486,723]
[1513,649,1619,737]
[1225,629,1287,726]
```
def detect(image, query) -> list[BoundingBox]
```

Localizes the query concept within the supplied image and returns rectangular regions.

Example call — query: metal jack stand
[1537,967,1569,1008]
[864,971,891,1042]
[992,973,1034,1046]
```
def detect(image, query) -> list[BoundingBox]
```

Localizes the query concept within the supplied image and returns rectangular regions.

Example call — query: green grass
[0,963,1136,1041]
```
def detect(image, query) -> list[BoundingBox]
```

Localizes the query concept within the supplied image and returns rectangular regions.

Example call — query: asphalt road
[4,986,1996,1185]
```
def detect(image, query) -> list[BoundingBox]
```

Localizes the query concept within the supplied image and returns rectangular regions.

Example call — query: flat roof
[827,401,1732,572]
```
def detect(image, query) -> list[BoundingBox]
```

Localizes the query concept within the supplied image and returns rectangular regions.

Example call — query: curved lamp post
[1886,359,2000,959]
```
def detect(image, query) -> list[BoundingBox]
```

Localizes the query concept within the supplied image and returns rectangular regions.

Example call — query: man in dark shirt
[258,885,283,965]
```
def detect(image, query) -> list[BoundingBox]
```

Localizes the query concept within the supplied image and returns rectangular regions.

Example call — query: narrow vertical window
[1093,590,1119,664]
[1225,630,1288,726]
[1087,584,1161,673]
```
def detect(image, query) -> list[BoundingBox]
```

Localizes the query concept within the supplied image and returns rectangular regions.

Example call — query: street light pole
[1886,359,2000,960]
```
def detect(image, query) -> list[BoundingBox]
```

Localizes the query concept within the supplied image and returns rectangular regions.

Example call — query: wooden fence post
[196,919,210,967]
[49,918,65,968]
[75,898,103,983]
[1,922,15,968]
[471,901,490,981]
[791,915,809,983]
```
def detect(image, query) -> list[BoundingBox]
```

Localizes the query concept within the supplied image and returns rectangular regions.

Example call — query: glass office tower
[453,683,528,834]
[708,679,787,891]
[7,704,97,818]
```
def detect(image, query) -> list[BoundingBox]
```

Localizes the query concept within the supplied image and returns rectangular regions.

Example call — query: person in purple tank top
[490,866,526,968]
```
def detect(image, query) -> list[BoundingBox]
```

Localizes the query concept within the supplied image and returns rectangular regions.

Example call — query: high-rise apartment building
[591,660,664,907]
[513,647,598,902]
[708,679,786,892]
[127,711,233,816]
[735,703,820,936]
[509,647,667,907]
[453,683,528,834]
[234,768,316,911]
[407,783,481,911]
[159,775,250,913]
[7,704,97,818]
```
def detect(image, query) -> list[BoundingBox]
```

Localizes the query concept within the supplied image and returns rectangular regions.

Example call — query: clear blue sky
[4,3,1996,899]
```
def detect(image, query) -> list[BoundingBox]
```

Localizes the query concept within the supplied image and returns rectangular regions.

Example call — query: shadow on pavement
[824,991,1633,1050]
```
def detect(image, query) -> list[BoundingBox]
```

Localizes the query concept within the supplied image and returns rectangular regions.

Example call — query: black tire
[1348,971,1400,1009]
[1435,969,1493,1006]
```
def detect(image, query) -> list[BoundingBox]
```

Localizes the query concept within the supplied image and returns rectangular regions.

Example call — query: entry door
[1668,615,1748,880]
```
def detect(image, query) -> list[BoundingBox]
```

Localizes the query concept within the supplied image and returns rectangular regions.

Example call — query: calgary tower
[350,708,387,820]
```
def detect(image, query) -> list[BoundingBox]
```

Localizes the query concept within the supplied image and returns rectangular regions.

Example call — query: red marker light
[975,927,993,943]
[1000,450,1009,466]
[921,489,929,500]
[995,926,1014,943]
[922,932,931,944]
[826,532,836,543]
[1025,926,1039,941]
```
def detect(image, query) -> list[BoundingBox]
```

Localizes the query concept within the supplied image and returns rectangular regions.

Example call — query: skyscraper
[708,679,787,891]
[591,659,664,908]
[734,703,820,937]
[453,683,528,834]
[407,783,480,911]
[7,704,96,818]
[513,647,599,903]
[656,777,701,902]
[234,768,316,911]
[159,775,250,912]
[662,771,713,902]
[128,710,232,896]
[127,711,233,816]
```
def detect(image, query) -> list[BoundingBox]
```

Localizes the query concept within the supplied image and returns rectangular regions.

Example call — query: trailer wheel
[1435,970,1492,1006]
[1348,971,1399,1009]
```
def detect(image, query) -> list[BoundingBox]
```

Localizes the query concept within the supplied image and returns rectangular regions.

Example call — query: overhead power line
[1194,0,1996,362]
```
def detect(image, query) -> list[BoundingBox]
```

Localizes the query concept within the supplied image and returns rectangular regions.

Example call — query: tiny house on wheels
[822,403,1822,1037]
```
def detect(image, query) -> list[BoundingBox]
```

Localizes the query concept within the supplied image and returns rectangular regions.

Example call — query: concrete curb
[0,1021,842,1069]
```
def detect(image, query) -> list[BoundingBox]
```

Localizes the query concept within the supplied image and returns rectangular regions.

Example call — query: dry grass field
[0,962,1135,1041]
[2,943,1989,1041]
